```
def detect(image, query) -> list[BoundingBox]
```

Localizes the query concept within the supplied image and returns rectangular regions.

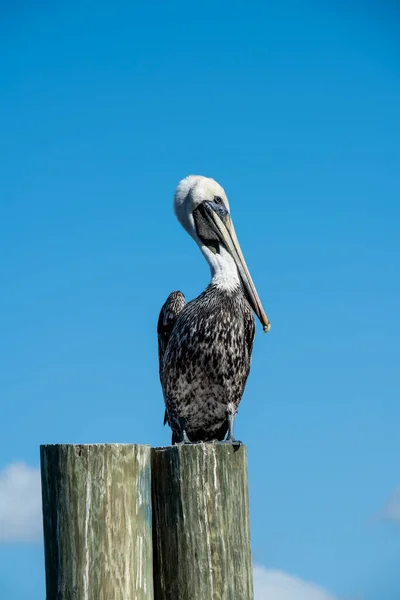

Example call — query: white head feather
[173,175,240,291]
[174,175,230,234]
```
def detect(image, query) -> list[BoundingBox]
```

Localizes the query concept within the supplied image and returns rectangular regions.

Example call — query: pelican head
[174,175,270,332]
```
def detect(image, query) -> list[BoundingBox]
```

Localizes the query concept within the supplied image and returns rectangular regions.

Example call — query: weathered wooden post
[40,444,153,600]
[151,443,254,600]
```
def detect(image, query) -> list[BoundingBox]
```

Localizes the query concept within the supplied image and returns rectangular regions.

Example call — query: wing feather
[157,291,186,425]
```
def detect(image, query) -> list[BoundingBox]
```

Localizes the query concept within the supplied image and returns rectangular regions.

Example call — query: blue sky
[0,1,399,598]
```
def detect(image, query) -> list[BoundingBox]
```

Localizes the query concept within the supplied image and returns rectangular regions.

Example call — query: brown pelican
[157,175,270,445]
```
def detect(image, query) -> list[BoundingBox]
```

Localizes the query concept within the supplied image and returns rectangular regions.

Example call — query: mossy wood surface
[151,443,254,600]
[40,444,153,600]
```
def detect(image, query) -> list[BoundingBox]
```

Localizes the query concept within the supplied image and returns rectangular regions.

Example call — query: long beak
[203,203,271,332]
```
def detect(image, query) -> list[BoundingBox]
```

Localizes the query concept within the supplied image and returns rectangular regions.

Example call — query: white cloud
[379,488,400,522]
[253,565,338,600]
[0,462,42,542]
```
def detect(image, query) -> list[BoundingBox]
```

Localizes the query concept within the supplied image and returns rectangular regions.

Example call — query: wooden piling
[40,444,153,600]
[151,444,254,600]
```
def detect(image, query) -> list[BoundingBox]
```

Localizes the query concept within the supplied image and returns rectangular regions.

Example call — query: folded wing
[157,291,186,425]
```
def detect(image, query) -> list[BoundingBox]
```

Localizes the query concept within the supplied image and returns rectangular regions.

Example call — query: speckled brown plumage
[157,284,255,444]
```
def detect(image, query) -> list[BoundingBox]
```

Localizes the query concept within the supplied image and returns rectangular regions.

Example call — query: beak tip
[263,322,271,333]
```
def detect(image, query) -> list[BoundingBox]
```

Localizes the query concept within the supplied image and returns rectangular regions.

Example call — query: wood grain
[40,444,153,600]
[151,443,254,600]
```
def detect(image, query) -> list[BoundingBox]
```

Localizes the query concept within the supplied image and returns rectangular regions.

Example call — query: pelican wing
[244,306,256,357]
[157,291,186,425]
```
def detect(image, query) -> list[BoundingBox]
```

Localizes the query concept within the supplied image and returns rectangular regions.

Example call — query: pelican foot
[176,431,195,444]
[221,413,242,450]
[176,418,197,444]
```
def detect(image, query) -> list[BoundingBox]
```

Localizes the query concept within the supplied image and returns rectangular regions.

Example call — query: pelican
[157,175,270,445]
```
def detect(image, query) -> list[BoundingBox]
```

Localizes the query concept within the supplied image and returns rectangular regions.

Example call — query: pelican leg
[177,417,195,444]
[226,412,242,447]
[215,413,242,449]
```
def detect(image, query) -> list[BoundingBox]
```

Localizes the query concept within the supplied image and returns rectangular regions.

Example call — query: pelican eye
[209,197,228,222]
